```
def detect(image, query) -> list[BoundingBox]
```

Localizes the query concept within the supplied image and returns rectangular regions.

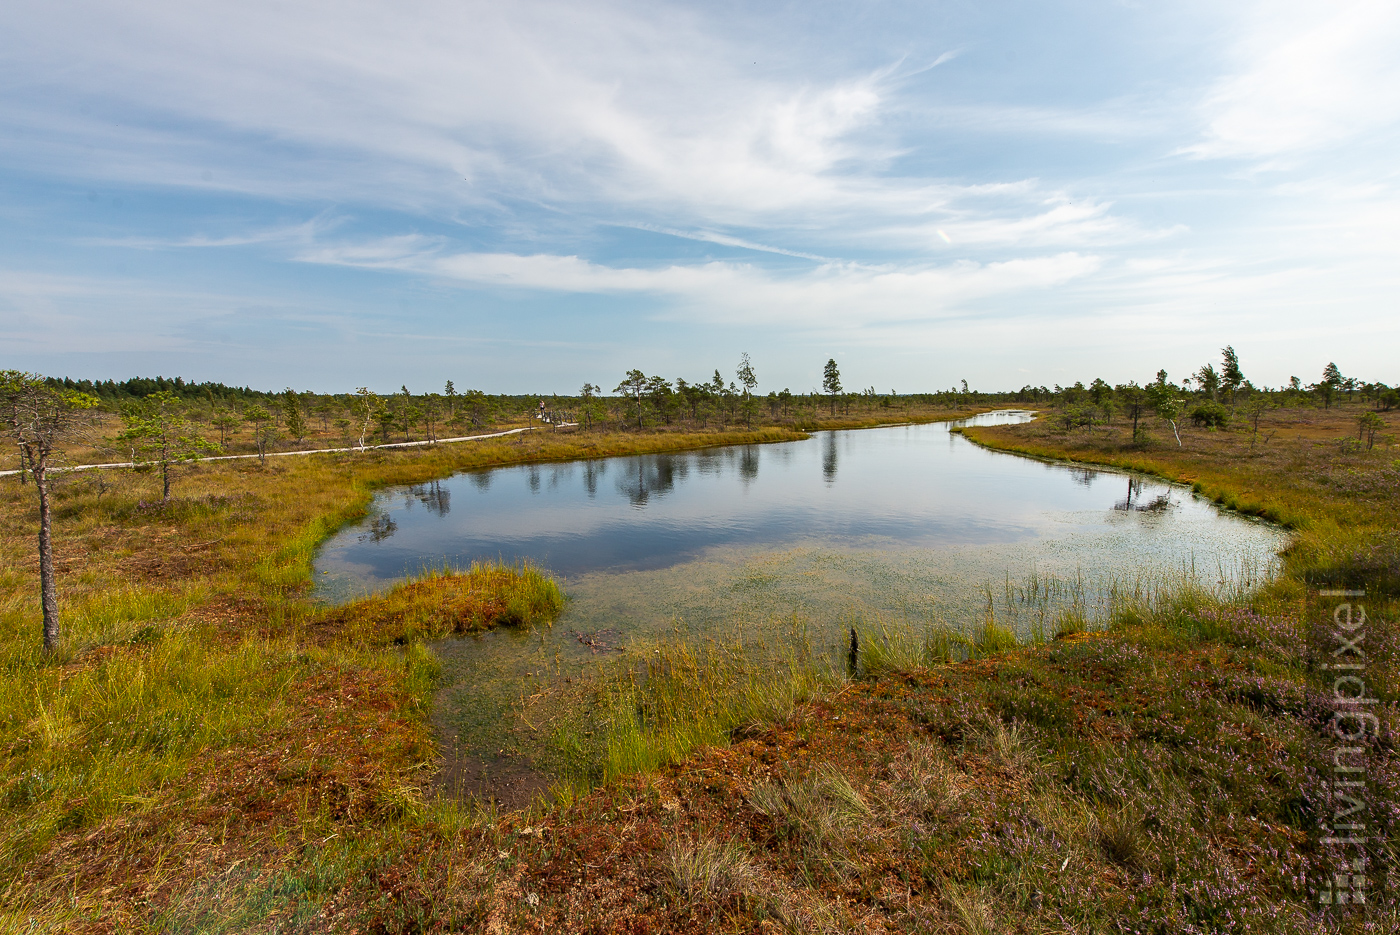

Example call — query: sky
[2,0,1398,395]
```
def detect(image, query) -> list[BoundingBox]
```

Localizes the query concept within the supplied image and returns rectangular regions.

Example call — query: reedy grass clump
[746,763,873,873]
[852,618,964,675]
[663,835,761,909]
[558,622,836,788]
[315,562,564,645]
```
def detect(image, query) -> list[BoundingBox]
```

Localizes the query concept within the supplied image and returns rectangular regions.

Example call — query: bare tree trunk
[162,459,171,502]
[35,461,59,651]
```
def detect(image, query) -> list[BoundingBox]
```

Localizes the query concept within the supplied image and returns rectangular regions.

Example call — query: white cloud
[80,217,340,250]
[0,0,1141,250]
[3,0,1398,391]
[1184,0,1400,162]
[298,239,1102,326]
[625,224,835,261]
[0,270,274,353]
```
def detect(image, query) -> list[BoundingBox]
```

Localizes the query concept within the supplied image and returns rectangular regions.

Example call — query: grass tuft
[663,835,759,908]
[584,626,833,786]
[314,562,565,644]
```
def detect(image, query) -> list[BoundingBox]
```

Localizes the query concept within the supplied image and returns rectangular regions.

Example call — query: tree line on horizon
[24,347,1400,468]
[25,348,1400,457]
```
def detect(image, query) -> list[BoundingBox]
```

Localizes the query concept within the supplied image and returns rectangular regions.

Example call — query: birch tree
[1147,375,1184,447]
[241,405,275,464]
[352,387,379,449]
[1220,346,1244,407]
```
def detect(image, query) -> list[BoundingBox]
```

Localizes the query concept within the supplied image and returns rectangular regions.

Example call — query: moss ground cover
[1,403,1395,931]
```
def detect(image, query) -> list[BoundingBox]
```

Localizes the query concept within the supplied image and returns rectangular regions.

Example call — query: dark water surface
[314,412,1288,795]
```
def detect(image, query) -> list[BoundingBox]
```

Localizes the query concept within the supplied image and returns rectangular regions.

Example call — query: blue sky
[3,0,1398,394]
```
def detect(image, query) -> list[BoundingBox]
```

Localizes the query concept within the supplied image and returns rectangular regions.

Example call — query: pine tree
[1220,347,1244,406]
[282,388,306,441]
[823,358,842,415]
[1,373,100,650]
[736,352,758,427]
[120,391,220,500]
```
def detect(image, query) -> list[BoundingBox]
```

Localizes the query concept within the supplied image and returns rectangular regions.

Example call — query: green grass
[535,621,839,791]
[314,562,565,645]
[0,632,300,867]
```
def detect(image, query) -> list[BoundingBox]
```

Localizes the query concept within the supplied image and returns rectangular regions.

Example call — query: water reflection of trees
[1067,466,1099,487]
[615,454,687,506]
[583,460,605,498]
[693,450,723,475]
[408,480,451,517]
[822,432,838,483]
[469,471,491,491]
[1112,476,1143,511]
[359,514,398,542]
[1113,476,1174,513]
[740,446,759,481]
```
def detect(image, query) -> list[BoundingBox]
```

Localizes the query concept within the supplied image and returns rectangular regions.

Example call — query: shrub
[1189,402,1229,428]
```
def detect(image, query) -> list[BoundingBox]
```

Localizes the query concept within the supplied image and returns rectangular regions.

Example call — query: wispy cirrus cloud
[79,217,342,251]
[0,0,1147,248]
[297,237,1103,327]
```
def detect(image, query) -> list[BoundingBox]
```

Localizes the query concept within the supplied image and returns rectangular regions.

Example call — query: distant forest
[46,375,267,402]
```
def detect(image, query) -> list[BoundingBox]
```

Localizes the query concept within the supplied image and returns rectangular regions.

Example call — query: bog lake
[314,411,1289,796]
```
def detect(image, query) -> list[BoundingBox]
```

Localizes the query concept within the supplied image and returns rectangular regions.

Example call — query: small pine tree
[283,388,306,441]
[736,352,758,427]
[120,391,220,500]
[823,358,842,414]
[1220,346,1244,405]
[1195,363,1221,401]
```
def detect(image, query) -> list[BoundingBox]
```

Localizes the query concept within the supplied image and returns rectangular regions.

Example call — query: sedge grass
[314,561,564,645]
[536,619,839,792]
[0,631,301,868]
